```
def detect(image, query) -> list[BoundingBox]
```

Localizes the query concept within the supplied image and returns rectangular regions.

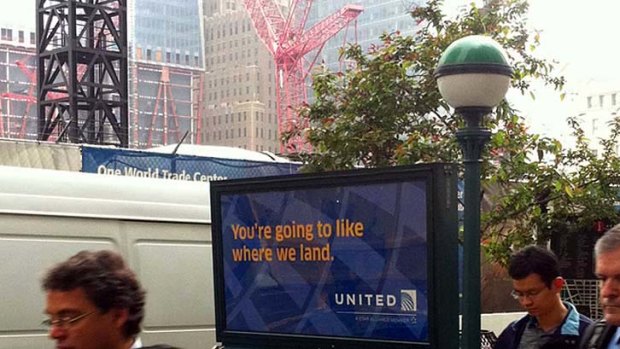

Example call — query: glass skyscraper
[308,0,421,71]
[132,0,204,69]
[127,0,206,148]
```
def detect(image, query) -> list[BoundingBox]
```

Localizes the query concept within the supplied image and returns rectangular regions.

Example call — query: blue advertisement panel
[81,146,300,181]
[219,180,429,342]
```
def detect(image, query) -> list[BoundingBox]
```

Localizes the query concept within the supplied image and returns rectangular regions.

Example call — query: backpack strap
[584,320,614,349]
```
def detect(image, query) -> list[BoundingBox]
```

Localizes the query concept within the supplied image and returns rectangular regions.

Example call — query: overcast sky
[0,1,35,30]
[3,0,619,139]
[7,0,618,83]
[515,0,620,138]
[440,0,620,139]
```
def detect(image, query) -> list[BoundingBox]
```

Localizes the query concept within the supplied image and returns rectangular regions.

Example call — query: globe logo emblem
[401,290,417,312]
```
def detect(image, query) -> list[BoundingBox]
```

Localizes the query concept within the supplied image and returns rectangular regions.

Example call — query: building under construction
[0,28,38,140]
[203,0,362,154]
[202,0,282,153]
[0,0,205,149]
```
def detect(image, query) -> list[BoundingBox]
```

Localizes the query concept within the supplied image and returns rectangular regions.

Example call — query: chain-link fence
[82,146,301,181]
[562,279,602,320]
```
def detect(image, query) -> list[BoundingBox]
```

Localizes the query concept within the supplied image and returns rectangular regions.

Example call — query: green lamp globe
[435,35,512,109]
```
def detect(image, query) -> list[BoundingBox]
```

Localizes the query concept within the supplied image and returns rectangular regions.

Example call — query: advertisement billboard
[210,164,459,349]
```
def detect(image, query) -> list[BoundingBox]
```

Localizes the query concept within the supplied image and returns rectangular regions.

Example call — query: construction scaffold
[0,44,204,148]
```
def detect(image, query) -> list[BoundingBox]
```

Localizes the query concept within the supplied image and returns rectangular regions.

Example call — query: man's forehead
[45,287,95,313]
[596,248,620,273]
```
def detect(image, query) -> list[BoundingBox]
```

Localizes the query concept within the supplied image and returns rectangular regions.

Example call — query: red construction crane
[0,92,36,138]
[0,56,39,139]
[146,66,181,147]
[244,0,363,153]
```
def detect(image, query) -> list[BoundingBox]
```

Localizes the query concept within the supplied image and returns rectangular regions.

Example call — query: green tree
[484,116,620,266]
[284,0,620,265]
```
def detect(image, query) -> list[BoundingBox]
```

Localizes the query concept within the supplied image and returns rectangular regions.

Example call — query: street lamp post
[434,35,512,349]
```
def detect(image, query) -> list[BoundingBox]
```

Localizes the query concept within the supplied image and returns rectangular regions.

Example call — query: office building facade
[202,0,281,153]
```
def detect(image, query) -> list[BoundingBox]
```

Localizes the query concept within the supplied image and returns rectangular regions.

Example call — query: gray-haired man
[580,224,620,348]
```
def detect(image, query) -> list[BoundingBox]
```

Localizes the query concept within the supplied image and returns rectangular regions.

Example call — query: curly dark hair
[42,250,146,338]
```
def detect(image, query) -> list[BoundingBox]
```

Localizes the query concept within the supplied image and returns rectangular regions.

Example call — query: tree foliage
[284,0,620,265]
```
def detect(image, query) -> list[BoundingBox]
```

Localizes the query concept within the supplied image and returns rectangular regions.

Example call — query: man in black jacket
[580,224,620,349]
[495,246,592,349]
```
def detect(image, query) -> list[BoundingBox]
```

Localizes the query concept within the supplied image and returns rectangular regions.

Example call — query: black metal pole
[455,106,491,349]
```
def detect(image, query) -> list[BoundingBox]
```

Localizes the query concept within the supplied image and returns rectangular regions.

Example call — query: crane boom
[244,0,363,153]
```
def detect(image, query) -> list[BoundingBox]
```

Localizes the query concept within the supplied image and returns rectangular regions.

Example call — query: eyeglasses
[41,311,96,329]
[510,287,547,300]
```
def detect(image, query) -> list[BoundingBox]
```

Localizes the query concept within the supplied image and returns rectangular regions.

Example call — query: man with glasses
[41,250,146,349]
[580,224,620,348]
[495,245,592,349]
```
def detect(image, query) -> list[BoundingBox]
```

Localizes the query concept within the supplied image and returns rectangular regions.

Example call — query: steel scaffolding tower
[37,0,128,147]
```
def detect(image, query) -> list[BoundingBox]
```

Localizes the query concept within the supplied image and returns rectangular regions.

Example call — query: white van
[0,165,214,349]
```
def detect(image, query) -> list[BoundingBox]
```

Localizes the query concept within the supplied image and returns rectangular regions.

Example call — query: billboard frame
[210,163,459,349]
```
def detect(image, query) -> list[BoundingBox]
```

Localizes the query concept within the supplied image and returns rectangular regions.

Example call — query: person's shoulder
[578,319,614,349]
[563,302,594,330]
[495,314,531,348]
[499,314,530,332]
[578,313,594,326]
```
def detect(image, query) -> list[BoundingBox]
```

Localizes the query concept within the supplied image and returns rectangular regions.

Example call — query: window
[613,94,617,106]
[30,32,35,45]
[600,95,605,107]
[18,30,24,43]
[592,118,598,133]
[587,96,592,108]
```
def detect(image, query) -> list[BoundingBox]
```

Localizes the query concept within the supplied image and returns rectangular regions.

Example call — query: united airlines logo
[400,290,417,312]
[332,289,418,313]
